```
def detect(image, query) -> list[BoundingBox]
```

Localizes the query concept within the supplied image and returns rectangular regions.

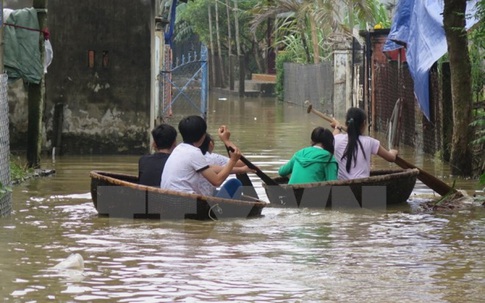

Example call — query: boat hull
[264,169,419,208]
[90,171,268,220]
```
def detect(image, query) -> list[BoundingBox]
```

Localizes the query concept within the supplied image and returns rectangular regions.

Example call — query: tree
[443,0,473,176]
[250,0,381,64]
[175,0,266,75]
[468,0,485,177]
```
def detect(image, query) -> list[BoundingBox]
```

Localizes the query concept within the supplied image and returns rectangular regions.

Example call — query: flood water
[1,95,485,302]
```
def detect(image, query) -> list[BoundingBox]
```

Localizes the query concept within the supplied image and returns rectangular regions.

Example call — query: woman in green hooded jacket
[278,127,338,184]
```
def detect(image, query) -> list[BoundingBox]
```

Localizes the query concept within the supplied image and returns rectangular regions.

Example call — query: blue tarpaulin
[384,0,478,120]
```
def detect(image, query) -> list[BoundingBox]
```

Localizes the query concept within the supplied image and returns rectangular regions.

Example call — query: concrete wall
[283,61,334,114]
[333,49,352,122]
[7,0,156,154]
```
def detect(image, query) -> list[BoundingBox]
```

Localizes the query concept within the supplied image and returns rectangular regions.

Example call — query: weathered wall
[283,61,334,114]
[7,79,29,151]
[41,0,155,154]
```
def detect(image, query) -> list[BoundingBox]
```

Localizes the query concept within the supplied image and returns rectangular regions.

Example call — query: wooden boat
[263,169,419,208]
[90,171,268,220]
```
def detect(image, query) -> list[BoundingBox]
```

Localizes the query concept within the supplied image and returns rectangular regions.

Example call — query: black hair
[199,133,213,155]
[151,124,177,149]
[311,127,334,155]
[178,115,207,144]
[342,107,367,173]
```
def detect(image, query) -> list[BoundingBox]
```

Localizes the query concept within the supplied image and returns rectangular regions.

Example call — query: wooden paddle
[305,101,457,196]
[217,126,279,187]
[226,146,279,186]
[224,145,259,199]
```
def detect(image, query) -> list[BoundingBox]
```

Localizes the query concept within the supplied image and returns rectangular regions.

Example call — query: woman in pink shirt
[332,107,398,180]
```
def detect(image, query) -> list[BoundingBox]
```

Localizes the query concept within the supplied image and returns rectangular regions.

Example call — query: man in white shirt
[160,115,241,197]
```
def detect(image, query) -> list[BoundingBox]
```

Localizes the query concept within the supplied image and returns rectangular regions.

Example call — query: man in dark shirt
[138,124,177,186]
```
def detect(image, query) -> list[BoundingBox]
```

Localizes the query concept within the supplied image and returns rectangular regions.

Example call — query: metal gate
[159,44,208,122]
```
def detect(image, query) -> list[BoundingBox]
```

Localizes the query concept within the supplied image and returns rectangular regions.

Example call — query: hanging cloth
[3,8,44,84]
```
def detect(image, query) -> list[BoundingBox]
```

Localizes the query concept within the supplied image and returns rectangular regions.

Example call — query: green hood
[294,147,334,167]
[278,146,338,184]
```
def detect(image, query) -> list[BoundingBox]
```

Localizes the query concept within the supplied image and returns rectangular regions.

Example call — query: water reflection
[1,94,484,302]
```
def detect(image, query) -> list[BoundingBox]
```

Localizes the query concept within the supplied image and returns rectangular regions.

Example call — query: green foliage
[255,0,392,68]
[470,115,485,145]
[468,31,485,99]
[279,34,309,64]
[0,181,11,196]
[1,157,32,197]
[275,50,293,101]
[345,0,392,30]
[174,0,393,75]
[470,110,485,183]
[176,0,263,56]
[469,1,485,182]
[10,156,32,184]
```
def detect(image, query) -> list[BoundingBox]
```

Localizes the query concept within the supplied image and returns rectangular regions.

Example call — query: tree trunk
[443,0,473,176]
[234,0,241,57]
[233,0,244,96]
[299,23,311,64]
[215,0,225,88]
[310,17,319,64]
[208,4,216,87]
[252,38,263,73]
[225,0,234,90]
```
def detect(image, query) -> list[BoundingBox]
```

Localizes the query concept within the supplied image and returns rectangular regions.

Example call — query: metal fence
[0,73,11,217]
[159,44,208,124]
[373,59,442,154]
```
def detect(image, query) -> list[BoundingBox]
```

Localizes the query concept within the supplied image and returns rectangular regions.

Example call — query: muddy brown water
[1,96,484,302]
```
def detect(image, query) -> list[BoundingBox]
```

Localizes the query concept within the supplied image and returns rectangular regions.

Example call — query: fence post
[0,73,11,217]
[27,0,48,168]
[0,0,3,73]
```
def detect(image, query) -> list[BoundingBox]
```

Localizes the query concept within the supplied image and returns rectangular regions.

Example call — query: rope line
[4,23,50,40]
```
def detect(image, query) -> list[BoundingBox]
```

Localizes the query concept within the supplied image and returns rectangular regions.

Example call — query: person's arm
[210,164,252,174]
[278,156,295,177]
[200,147,241,186]
[377,145,398,162]
[218,125,236,150]
[217,124,257,169]
[235,159,245,167]
[209,152,245,168]
[330,119,346,135]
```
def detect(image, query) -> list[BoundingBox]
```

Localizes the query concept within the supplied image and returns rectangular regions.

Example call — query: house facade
[8,0,165,154]
[45,0,161,154]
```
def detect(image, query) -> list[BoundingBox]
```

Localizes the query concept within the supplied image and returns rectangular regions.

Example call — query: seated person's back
[332,107,398,180]
[138,124,177,186]
[278,127,338,184]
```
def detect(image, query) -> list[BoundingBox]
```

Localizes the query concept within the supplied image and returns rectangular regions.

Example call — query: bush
[275,51,293,101]
[10,156,32,184]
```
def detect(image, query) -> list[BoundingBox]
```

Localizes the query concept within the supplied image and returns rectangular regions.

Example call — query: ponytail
[341,108,366,173]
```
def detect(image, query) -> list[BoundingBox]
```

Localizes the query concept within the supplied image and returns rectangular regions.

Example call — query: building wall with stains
[9,0,156,154]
